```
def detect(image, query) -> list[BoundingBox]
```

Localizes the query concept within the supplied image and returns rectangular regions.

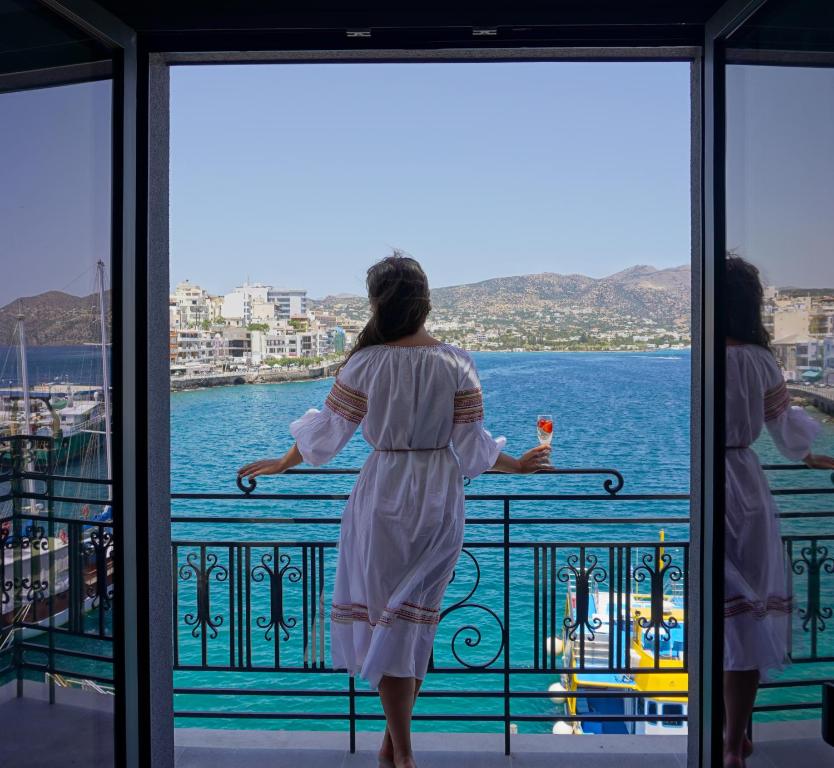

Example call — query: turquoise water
[169,350,834,732]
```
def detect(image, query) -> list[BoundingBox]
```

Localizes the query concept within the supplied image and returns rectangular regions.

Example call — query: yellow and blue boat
[551,555,688,735]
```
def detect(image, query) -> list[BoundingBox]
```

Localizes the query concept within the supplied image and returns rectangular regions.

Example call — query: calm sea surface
[6,348,834,731]
[169,350,834,732]
[0,345,109,387]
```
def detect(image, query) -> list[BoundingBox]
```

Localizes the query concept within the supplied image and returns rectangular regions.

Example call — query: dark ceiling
[0,0,108,78]
[93,1,729,48]
[95,1,730,31]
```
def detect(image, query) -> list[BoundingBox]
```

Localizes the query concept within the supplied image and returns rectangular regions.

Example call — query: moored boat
[551,552,688,736]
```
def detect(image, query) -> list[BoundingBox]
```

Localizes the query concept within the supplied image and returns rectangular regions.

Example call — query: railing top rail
[235,466,627,496]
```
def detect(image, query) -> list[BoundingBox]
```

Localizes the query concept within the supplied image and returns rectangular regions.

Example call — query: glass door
[709,1,834,766]
[0,2,126,765]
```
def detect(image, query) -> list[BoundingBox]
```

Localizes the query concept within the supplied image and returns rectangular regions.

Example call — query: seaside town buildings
[765,290,834,385]
[168,279,347,371]
[168,279,834,384]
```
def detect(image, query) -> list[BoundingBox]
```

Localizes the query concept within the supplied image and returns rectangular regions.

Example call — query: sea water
[169,350,834,732]
[5,348,833,731]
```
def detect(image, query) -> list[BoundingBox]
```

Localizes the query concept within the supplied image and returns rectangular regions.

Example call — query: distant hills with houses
[314,264,693,338]
[1,264,691,346]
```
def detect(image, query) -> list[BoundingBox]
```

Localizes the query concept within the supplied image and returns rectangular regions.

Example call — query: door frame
[31,1,782,765]
[701,2,769,767]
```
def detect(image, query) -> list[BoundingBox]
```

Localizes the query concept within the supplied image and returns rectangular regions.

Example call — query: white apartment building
[267,288,307,319]
[221,282,271,325]
[221,283,308,325]
[170,280,212,328]
[208,295,224,322]
[251,300,282,323]
[168,328,214,364]
[773,309,810,341]
[256,330,332,361]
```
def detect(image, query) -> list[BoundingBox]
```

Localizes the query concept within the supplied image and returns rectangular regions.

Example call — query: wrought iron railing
[167,463,834,752]
[171,469,691,752]
[2,433,834,753]
[0,435,114,697]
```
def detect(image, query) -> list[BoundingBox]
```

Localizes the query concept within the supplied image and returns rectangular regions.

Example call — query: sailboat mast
[96,260,112,486]
[16,312,35,497]
[17,312,32,438]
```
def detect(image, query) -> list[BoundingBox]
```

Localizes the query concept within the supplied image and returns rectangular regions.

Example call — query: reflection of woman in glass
[239,254,549,768]
[723,255,834,767]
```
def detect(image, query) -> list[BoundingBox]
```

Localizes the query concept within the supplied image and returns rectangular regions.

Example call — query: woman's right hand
[517,444,552,473]
[804,453,834,470]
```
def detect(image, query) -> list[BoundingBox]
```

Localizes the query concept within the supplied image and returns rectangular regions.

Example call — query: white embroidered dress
[290,343,505,688]
[725,344,820,677]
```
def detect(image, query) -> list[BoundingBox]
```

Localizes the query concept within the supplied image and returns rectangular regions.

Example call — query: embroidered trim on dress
[724,594,792,619]
[453,387,484,424]
[764,381,790,422]
[331,601,441,627]
[325,379,368,424]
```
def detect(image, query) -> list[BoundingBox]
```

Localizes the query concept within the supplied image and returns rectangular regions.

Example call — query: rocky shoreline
[170,361,340,392]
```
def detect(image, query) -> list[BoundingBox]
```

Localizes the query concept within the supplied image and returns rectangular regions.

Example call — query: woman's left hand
[238,457,288,480]
[517,444,553,473]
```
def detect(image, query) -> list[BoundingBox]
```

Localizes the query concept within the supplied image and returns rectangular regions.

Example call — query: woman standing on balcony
[239,253,549,768]
[723,255,834,768]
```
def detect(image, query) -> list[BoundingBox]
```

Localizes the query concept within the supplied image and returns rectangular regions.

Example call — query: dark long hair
[341,252,432,367]
[725,253,771,348]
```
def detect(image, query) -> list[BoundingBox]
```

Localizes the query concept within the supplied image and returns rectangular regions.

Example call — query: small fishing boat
[0,505,114,639]
[551,548,688,736]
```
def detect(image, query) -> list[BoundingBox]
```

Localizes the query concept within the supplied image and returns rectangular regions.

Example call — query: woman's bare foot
[742,736,753,758]
[723,753,745,768]
[378,729,394,765]
[394,756,417,768]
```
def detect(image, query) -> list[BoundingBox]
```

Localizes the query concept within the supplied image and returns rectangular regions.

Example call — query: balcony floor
[1,690,832,767]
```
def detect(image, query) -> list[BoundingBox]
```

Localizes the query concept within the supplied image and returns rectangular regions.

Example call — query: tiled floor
[2,695,833,767]
[0,696,114,767]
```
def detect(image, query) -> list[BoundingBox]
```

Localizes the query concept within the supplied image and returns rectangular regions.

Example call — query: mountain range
[315,264,692,332]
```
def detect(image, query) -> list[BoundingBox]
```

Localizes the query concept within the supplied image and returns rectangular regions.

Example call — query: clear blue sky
[4,61,833,308]
[169,62,692,298]
[0,79,111,307]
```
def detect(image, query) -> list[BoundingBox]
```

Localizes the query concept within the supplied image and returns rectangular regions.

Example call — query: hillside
[313,264,692,343]
[0,290,112,346]
[430,264,690,324]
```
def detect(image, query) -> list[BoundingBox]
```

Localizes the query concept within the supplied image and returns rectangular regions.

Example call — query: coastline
[168,348,691,393]
[170,361,340,392]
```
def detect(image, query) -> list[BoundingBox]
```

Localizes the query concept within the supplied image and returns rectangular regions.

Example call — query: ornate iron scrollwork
[251,551,302,641]
[1,523,12,607]
[85,528,114,610]
[791,543,834,633]
[633,551,683,643]
[438,548,505,669]
[179,551,229,639]
[5,525,50,604]
[602,471,624,496]
[237,475,257,495]
[558,552,606,641]
[16,575,48,602]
